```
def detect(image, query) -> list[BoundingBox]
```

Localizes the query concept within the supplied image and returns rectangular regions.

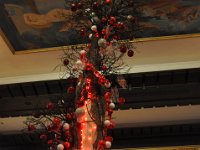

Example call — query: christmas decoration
[25,0,138,149]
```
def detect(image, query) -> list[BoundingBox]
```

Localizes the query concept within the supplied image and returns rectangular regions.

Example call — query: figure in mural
[23,8,91,32]
[23,9,72,29]
[4,4,33,35]
[139,0,200,34]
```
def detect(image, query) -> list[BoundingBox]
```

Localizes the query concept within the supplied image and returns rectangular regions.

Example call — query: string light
[25,0,135,149]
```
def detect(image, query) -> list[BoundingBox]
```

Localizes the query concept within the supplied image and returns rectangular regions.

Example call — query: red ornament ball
[77,2,83,9]
[85,63,94,71]
[127,50,134,57]
[113,35,120,40]
[40,134,47,140]
[53,117,61,125]
[47,125,52,131]
[95,33,100,38]
[108,121,115,129]
[65,131,71,137]
[63,59,69,66]
[102,65,108,71]
[85,85,92,91]
[47,140,53,145]
[108,20,114,25]
[67,86,75,94]
[105,136,113,142]
[112,23,118,28]
[107,109,113,116]
[98,77,105,85]
[93,2,99,10]
[118,22,125,29]
[119,44,127,53]
[28,124,36,131]
[105,0,111,4]
[71,3,77,11]
[101,29,106,35]
[64,141,71,149]
[80,28,86,36]
[66,113,72,120]
[104,92,111,101]
[86,78,92,84]
[118,97,125,104]
[98,140,105,147]
[110,16,116,23]
[101,17,107,23]
[47,102,54,110]
[87,44,91,49]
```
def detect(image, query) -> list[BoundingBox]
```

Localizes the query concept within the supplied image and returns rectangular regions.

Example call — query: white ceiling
[1,35,200,84]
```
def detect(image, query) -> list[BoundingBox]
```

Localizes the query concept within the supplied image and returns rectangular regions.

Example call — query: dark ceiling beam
[119,83,200,109]
[0,94,75,117]
[0,68,200,117]
[0,123,200,149]
[110,123,200,148]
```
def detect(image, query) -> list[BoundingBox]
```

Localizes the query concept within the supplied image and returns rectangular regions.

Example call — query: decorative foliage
[25,0,137,149]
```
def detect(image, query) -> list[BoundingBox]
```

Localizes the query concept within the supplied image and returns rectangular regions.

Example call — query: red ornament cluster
[71,2,83,11]
[26,0,136,149]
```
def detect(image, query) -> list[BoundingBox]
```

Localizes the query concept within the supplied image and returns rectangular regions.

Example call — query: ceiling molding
[0,72,61,85]
[0,61,200,85]
[1,105,200,134]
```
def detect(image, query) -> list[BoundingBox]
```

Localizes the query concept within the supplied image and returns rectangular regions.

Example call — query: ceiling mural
[0,0,200,53]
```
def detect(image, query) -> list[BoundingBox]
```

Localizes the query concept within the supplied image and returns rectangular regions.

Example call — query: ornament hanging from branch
[25,0,138,149]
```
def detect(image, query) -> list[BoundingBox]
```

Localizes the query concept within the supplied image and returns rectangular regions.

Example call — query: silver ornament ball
[57,144,64,150]
[98,38,107,48]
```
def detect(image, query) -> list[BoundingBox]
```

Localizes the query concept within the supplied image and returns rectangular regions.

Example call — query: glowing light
[86,78,92,84]
[93,125,97,129]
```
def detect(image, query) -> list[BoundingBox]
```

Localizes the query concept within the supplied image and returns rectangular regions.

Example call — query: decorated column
[25,0,137,150]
